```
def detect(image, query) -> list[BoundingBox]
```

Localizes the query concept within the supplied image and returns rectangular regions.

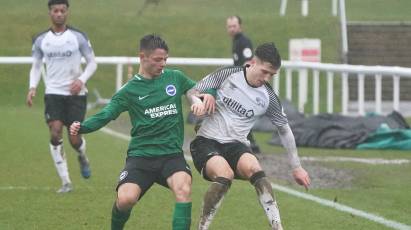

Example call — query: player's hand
[200,94,215,114]
[70,79,84,95]
[191,102,206,116]
[292,166,310,190]
[26,88,36,107]
[70,121,81,136]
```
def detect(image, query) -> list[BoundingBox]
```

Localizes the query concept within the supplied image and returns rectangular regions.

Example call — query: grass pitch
[1,0,411,229]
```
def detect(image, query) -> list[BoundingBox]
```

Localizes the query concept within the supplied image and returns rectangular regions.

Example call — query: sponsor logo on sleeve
[243,48,252,58]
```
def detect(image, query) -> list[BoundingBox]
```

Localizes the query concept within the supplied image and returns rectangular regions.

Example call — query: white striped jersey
[31,27,95,95]
[195,66,288,145]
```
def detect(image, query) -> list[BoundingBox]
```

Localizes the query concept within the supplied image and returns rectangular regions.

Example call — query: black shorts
[189,136,252,181]
[44,94,87,126]
[116,153,192,199]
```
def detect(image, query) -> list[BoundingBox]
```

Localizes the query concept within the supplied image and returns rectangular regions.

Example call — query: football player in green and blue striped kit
[70,34,212,230]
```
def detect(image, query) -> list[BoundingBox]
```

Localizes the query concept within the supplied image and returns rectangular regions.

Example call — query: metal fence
[1,56,411,116]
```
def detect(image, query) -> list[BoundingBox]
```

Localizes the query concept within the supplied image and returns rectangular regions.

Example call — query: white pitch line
[101,127,131,140]
[301,156,410,165]
[100,127,411,230]
[0,186,113,191]
[0,186,53,191]
[271,183,411,230]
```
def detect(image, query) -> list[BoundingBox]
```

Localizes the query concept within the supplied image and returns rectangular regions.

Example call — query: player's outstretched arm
[277,124,311,190]
[70,121,81,136]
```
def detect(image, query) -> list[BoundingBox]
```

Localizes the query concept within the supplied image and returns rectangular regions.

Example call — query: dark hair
[228,15,242,25]
[139,34,169,53]
[255,42,281,69]
[48,0,69,8]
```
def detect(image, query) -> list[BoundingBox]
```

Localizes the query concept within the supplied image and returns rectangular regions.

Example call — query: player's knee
[205,156,234,180]
[173,182,191,202]
[209,169,234,181]
[249,165,263,176]
[222,170,234,180]
[241,163,263,179]
[117,193,139,210]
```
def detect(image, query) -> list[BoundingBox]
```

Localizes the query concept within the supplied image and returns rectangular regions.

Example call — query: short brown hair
[255,43,281,69]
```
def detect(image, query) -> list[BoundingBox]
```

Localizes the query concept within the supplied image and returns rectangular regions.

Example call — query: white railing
[280,0,339,17]
[1,56,411,116]
[277,61,411,115]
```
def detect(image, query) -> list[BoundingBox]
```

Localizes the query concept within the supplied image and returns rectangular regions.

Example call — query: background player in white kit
[190,43,310,230]
[26,0,97,193]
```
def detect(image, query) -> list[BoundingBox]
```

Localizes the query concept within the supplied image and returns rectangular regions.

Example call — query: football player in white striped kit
[190,43,310,230]
[26,0,97,193]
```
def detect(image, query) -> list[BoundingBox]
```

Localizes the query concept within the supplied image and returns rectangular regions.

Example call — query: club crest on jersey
[166,85,176,96]
[119,171,128,181]
[256,97,265,107]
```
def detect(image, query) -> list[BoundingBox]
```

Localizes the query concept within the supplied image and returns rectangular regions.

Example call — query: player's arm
[70,91,128,135]
[26,58,42,107]
[266,88,310,190]
[27,40,44,107]
[78,48,97,84]
[176,70,214,116]
[70,34,97,95]
[186,88,206,116]
[195,68,229,91]
[195,66,242,113]
[276,124,310,190]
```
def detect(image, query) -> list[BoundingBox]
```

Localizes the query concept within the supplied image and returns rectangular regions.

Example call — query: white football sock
[76,137,86,156]
[258,192,282,229]
[254,176,283,230]
[49,143,71,185]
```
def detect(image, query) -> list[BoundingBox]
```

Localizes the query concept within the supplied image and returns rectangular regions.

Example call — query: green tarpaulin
[357,124,411,150]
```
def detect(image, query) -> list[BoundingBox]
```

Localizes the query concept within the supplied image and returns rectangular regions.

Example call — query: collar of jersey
[134,74,151,81]
[134,73,164,81]
[49,26,68,36]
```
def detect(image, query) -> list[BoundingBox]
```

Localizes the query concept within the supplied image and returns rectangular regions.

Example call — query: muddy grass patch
[257,153,355,189]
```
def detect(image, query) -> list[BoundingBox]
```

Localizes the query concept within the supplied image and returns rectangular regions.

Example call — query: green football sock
[172,202,192,230]
[111,202,131,230]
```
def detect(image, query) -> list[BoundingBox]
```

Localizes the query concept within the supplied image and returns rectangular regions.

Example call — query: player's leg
[190,136,234,230]
[200,156,233,230]
[48,120,72,192]
[68,133,90,178]
[112,156,154,230]
[112,183,141,230]
[66,95,90,178]
[236,153,283,230]
[158,153,192,230]
[167,171,192,230]
[45,95,72,193]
